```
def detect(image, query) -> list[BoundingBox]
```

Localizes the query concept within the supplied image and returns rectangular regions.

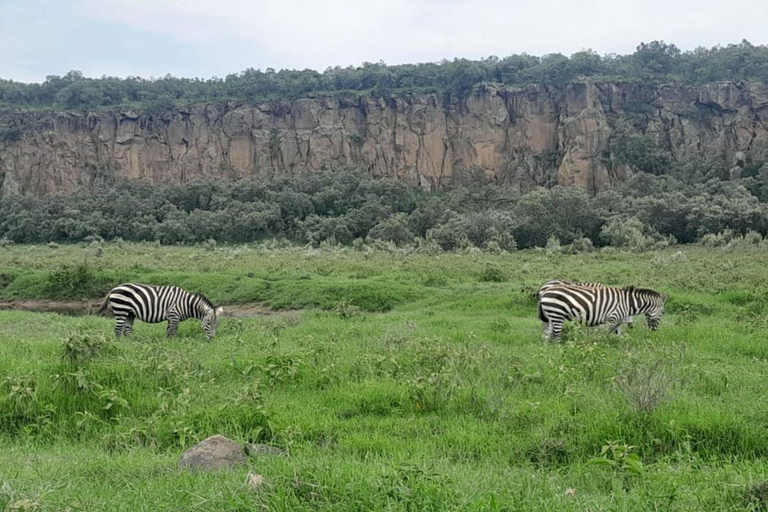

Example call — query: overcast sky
[2,0,766,83]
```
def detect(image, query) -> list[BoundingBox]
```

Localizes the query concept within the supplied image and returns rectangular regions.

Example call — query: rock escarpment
[1,81,767,197]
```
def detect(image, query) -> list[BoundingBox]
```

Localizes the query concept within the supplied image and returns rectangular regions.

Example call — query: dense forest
[1,41,768,110]
[2,168,767,250]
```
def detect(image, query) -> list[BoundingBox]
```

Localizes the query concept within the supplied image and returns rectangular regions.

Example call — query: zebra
[97,283,223,340]
[537,279,636,328]
[538,284,667,343]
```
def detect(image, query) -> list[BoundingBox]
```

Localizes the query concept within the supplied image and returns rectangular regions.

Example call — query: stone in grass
[244,443,287,458]
[179,434,246,470]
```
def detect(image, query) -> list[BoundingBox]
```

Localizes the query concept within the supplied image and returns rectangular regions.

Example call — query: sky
[1,0,766,83]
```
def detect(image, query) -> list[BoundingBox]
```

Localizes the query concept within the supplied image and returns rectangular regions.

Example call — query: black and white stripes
[537,279,636,328]
[537,283,667,343]
[99,283,222,340]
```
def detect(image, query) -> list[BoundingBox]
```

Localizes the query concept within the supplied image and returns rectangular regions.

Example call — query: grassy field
[1,243,768,511]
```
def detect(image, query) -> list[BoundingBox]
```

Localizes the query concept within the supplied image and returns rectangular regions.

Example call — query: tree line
[2,167,768,251]
[1,41,767,110]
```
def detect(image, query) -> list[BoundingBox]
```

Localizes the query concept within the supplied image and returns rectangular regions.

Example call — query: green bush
[45,262,111,300]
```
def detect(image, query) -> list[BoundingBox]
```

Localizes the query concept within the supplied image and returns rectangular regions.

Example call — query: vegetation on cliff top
[1,40,767,110]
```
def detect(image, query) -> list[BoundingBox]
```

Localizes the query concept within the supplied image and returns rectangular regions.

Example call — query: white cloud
[4,0,768,81]
[93,0,768,73]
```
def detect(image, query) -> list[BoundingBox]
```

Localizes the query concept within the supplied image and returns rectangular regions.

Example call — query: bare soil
[0,301,281,318]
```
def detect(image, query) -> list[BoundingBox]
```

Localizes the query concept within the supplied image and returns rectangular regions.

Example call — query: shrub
[46,261,110,299]
[513,186,604,247]
[465,210,517,251]
[426,212,472,251]
[545,235,562,254]
[62,331,110,367]
[367,213,415,246]
[301,215,354,245]
[600,216,674,251]
[614,353,679,414]
[566,236,594,253]
[202,238,217,251]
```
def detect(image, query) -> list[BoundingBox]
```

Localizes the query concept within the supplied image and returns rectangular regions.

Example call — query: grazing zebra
[97,283,223,340]
[538,285,667,343]
[537,279,636,328]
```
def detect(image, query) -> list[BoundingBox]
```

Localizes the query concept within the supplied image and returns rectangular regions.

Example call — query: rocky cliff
[1,81,767,197]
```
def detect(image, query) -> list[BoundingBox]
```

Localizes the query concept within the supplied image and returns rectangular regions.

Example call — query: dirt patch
[0,300,98,316]
[221,304,283,318]
[0,301,283,318]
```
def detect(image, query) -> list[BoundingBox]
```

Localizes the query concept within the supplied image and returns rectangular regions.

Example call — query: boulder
[179,434,246,470]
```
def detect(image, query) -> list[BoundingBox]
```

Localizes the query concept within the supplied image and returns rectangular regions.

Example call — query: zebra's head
[644,292,668,331]
[625,286,667,331]
[202,306,224,340]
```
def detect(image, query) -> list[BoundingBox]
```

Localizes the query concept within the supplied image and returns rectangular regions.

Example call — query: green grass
[1,243,768,511]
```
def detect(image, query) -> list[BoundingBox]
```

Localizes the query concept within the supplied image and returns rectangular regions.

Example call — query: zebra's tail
[94,295,110,316]
[537,299,548,323]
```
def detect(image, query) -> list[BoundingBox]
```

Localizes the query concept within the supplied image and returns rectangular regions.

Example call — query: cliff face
[2,81,767,197]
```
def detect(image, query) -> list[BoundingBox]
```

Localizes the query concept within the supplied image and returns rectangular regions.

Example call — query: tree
[633,41,681,76]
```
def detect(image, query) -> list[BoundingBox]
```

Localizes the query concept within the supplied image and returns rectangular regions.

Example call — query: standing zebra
[538,284,667,343]
[537,279,636,328]
[97,283,223,340]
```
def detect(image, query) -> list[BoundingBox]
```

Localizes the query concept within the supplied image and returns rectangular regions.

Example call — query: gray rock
[244,443,287,458]
[179,435,246,470]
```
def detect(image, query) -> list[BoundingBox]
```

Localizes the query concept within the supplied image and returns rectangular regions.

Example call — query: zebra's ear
[216,306,224,316]
[662,293,668,302]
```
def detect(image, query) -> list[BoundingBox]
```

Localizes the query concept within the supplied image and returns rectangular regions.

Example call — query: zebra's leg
[166,313,180,337]
[114,315,126,339]
[551,320,564,343]
[542,322,549,344]
[542,321,552,343]
[123,316,135,338]
[607,319,623,336]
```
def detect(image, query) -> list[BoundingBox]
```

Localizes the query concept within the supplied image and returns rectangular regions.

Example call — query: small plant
[202,238,217,251]
[2,373,38,416]
[614,354,679,414]
[53,369,103,395]
[61,331,109,367]
[334,299,362,319]
[97,388,129,417]
[0,237,12,248]
[589,441,644,492]
[264,354,303,386]
[47,241,59,249]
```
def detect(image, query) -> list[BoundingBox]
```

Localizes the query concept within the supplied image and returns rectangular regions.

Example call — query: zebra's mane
[195,293,216,311]
[624,285,663,298]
